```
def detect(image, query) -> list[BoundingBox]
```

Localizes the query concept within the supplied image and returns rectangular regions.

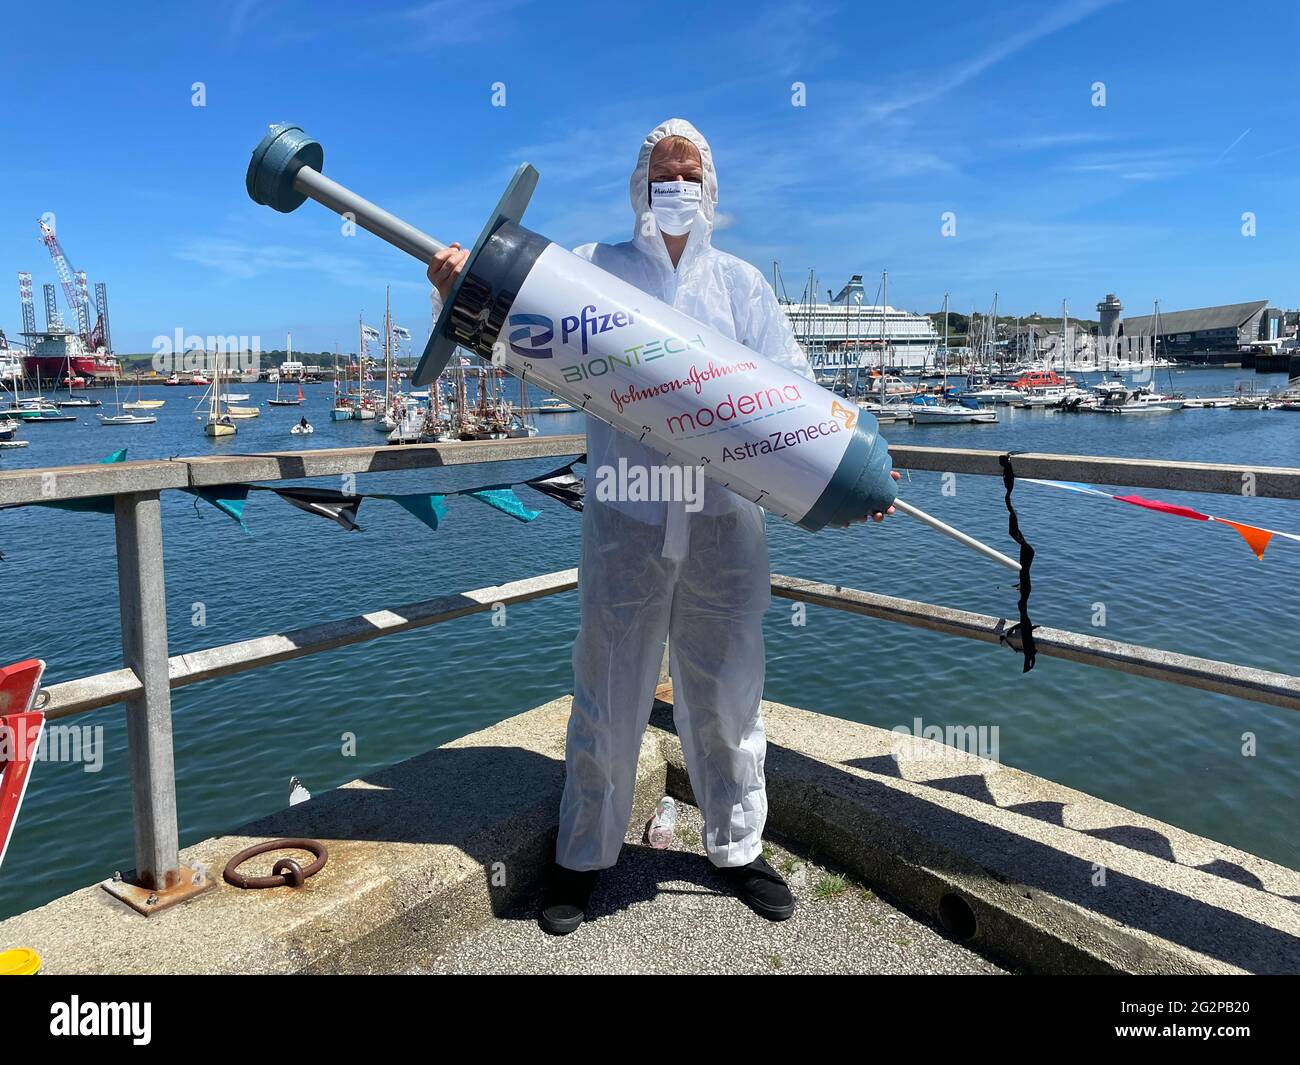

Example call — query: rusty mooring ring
[223,838,327,889]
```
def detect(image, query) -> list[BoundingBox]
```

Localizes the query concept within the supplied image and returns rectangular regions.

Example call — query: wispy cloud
[1060,144,1207,181]
[225,0,259,45]
[996,131,1114,151]
[390,0,527,49]
[1215,127,1251,163]
[869,0,1122,118]
[218,0,525,52]
[175,236,425,292]
[736,1,842,78]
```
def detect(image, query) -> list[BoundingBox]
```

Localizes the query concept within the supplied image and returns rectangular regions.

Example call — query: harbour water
[0,367,1297,919]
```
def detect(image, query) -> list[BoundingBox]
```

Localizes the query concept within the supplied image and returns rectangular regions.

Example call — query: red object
[23,352,120,383]
[1013,370,1064,390]
[1112,494,1211,521]
[0,659,46,872]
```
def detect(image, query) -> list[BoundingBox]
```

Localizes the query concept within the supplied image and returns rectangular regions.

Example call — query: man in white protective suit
[429,119,897,936]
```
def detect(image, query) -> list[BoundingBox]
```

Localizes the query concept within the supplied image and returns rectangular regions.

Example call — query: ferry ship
[781,275,939,375]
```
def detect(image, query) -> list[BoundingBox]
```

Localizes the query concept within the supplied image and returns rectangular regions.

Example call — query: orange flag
[1214,518,1274,560]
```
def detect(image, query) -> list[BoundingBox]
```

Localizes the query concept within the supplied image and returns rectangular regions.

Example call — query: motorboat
[1096,386,1184,414]
[910,394,997,424]
[963,385,1021,404]
[1017,386,1071,408]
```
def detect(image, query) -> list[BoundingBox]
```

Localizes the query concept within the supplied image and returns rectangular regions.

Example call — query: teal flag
[26,448,129,513]
[38,497,116,515]
[185,486,252,533]
[459,485,540,523]
[385,493,448,532]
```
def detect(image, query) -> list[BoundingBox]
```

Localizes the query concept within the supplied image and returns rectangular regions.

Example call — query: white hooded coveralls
[556,119,815,871]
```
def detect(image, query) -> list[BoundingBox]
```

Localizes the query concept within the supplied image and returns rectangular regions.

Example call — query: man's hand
[852,469,901,524]
[427,242,469,300]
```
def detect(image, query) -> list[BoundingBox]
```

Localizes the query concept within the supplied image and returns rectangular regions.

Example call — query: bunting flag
[524,455,586,512]
[378,492,448,533]
[270,487,364,532]
[0,449,129,517]
[4,454,587,541]
[36,497,117,515]
[1024,479,1300,560]
[185,485,253,533]
[458,485,540,523]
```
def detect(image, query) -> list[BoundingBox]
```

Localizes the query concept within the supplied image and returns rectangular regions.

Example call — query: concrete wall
[2,695,1296,975]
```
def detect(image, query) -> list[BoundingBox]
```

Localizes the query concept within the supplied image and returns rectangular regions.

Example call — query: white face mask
[649,180,702,236]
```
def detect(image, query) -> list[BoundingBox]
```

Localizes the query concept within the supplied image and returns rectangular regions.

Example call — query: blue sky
[0,0,1296,354]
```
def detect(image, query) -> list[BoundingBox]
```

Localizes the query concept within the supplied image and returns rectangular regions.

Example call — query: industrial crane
[36,219,110,352]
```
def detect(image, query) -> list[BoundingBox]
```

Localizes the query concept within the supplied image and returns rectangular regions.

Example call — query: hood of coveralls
[629,118,718,263]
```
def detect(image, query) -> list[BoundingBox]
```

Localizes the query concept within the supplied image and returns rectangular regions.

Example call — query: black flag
[524,455,586,512]
[272,487,364,532]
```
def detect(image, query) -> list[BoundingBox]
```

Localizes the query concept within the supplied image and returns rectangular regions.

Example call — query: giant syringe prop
[246,124,1019,569]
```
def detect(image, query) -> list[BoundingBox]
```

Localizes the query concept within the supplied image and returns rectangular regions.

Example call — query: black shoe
[718,856,795,921]
[539,864,600,936]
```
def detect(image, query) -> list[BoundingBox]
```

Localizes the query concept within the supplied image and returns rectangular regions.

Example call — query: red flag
[1112,494,1211,522]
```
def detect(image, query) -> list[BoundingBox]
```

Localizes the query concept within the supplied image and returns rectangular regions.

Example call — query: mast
[942,293,950,389]
[882,270,889,377]
[209,346,220,423]
[383,286,392,416]
[1061,298,1070,373]
[991,293,1000,374]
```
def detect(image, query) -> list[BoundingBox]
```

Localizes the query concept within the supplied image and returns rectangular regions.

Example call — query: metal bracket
[100,862,216,916]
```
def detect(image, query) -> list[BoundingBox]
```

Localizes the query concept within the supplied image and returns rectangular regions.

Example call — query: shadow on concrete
[635,702,1296,974]
[237,742,565,920]
[825,748,1299,973]
[225,707,1295,974]
[847,748,1296,911]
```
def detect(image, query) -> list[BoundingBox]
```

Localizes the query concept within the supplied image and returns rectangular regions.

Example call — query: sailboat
[1096,302,1184,415]
[98,376,157,425]
[856,271,914,423]
[269,332,305,406]
[54,349,102,408]
[351,314,377,419]
[201,354,237,437]
[122,372,164,411]
[912,295,997,425]
[506,372,538,437]
[375,289,407,433]
[5,365,75,422]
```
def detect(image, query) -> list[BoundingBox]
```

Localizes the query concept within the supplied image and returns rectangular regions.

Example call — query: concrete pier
[2,693,1297,975]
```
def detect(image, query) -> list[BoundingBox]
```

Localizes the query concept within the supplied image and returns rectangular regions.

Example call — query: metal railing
[3,435,1298,905]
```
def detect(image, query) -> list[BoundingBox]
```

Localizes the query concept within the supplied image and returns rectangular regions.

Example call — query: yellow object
[0,947,42,975]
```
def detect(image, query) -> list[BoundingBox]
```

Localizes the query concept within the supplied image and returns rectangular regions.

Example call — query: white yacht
[1096,385,1184,414]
